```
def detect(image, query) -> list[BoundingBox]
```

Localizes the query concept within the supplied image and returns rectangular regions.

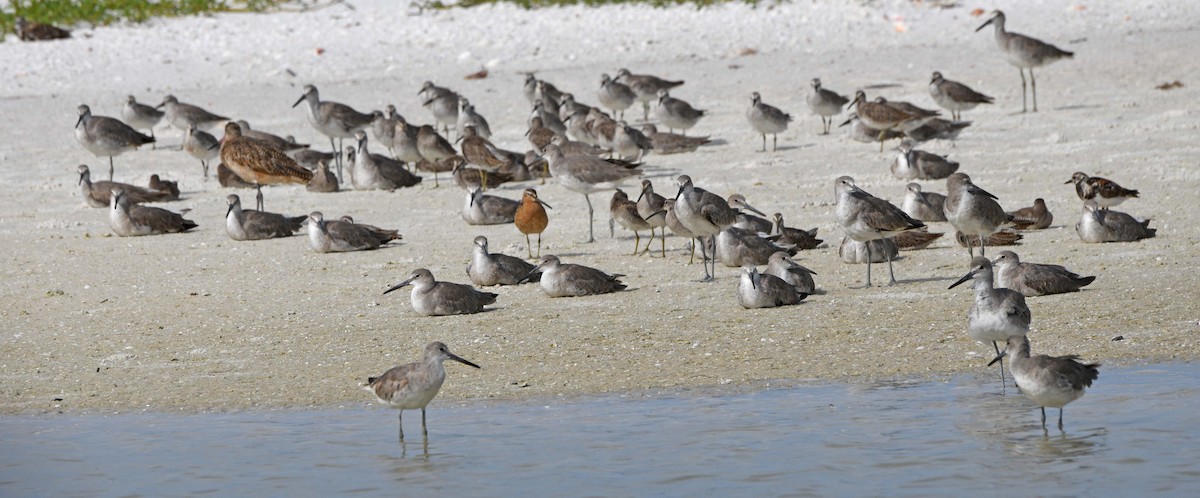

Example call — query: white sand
[1,0,1198,414]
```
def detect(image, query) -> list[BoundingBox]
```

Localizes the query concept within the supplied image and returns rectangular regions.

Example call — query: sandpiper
[224,194,305,241]
[746,92,792,152]
[615,68,684,121]
[636,180,669,257]
[834,176,925,286]
[1067,172,1138,209]
[364,342,481,441]
[306,212,400,253]
[416,125,458,187]
[108,187,197,236]
[838,113,906,144]
[463,188,518,225]
[904,118,972,145]
[928,72,994,120]
[639,124,710,154]
[529,255,626,297]
[770,213,822,250]
[765,251,817,294]
[1075,201,1156,243]
[74,104,154,180]
[452,162,511,191]
[148,175,179,200]
[988,335,1099,431]
[515,188,552,259]
[523,74,563,107]
[157,95,227,141]
[892,228,944,251]
[663,199,696,264]
[348,131,421,190]
[675,175,741,281]
[293,84,374,181]
[838,237,898,264]
[955,229,1022,248]
[122,96,164,149]
[726,194,773,235]
[371,105,399,157]
[307,160,340,193]
[468,236,540,287]
[716,227,797,267]
[384,269,497,316]
[77,165,171,208]
[541,144,640,243]
[901,183,948,222]
[949,257,1030,386]
[892,140,959,180]
[610,189,657,256]
[807,78,850,135]
[944,173,1011,258]
[459,125,510,190]
[598,74,637,120]
[183,126,219,177]
[611,122,654,162]
[1007,198,1053,229]
[526,116,557,152]
[418,81,460,135]
[457,98,491,139]
[976,10,1074,113]
[286,136,337,171]
[532,101,567,136]
[992,250,1095,296]
[847,92,933,152]
[392,115,424,166]
[219,122,314,211]
[737,266,807,309]
[656,91,706,135]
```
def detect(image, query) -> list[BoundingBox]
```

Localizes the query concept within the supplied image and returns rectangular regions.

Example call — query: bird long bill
[538,199,553,209]
[987,350,1007,366]
[77,172,85,185]
[382,278,416,295]
[291,95,305,108]
[74,115,84,129]
[948,271,976,289]
[742,203,767,217]
[975,17,994,32]
[225,203,235,218]
[838,117,853,128]
[447,352,482,369]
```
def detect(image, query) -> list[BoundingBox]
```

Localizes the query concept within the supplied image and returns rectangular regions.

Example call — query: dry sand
[1,0,1197,414]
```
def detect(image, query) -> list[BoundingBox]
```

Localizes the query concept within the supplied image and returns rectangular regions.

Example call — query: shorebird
[234,120,308,154]
[675,175,741,281]
[807,78,850,135]
[523,74,561,106]
[847,92,934,152]
[217,163,254,189]
[391,115,424,166]
[224,194,305,241]
[598,73,637,120]
[306,212,400,253]
[838,113,906,144]
[286,136,337,171]
[122,96,164,149]
[636,180,669,257]
[307,160,340,193]
[834,176,925,286]
[541,144,640,243]
[765,251,817,295]
[955,229,1022,248]
[364,342,481,441]
[976,10,1074,113]
[770,213,822,250]
[531,101,568,136]
[875,97,941,131]
[515,189,551,259]
[902,183,948,222]
[928,72,994,120]
[639,124,710,154]
[148,174,179,200]
[838,237,898,264]
[526,116,557,152]
[384,269,498,316]
[348,131,421,190]
[418,81,460,135]
[610,189,658,256]
[892,227,944,250]
[725,194,772,234]
[218,122,313,211]
[737,266,807,309]
[14,16,70,41]
[416,125,458,187]
[1066,172,1138,209]
[614,68,684,121]
[611,122,654,161]
[371,105,399,157]
[459,125,510,190]
[716,227,797,267]
[108,187,197,236]
[530,255,626,297]
[157,95,227,137]
[656,91,705,135]
[663,199,696,264]
[1007,198,1053,229]
[992,250,1095,297]
[463,188,518,225]
[183,126,219,177]
[949,257,1030,386]
[468,236,540,287]
[457,98,491,139]
[904,118,972,145]
[988,335,1099,431]
[293,84,374,181]
[944,173,1011,258]
[74,104,154,180]
[452,162,511,191]
[1075,201,1156,243]
[557,93,594,124]
[746,92,792,152]
[77,165,171,208]
[892,140,959,180]
[532,80,564,112]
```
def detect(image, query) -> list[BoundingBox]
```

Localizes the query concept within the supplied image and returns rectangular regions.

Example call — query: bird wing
[368,364,415,402]
[128,205,194,232]
[325,221,380,250]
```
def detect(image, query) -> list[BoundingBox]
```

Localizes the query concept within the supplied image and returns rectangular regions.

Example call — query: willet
[515,188,552,259]
[1075,201,1156,243]
[892,139,959,180]
[765,251,817,295]
[639,124,710,154]
[468,236,540,287]
[558,93,595,124]
[148,174,180,201]
[219,122,313,211]
[727,194,772,234]
[746,92,792,152]
[834,176,925,286]
[737,266,807,309]
[1007,198,1053,229]
[234,120,308,154]
[391,115,424,167]
[988,335,1099,431]
[717,227,797,267]
[459,125,510,190]
[992,250,1095,296]
[770,213,822,250]
[904,118,972,145]
[656,90,706,135]
[636,180,669,257]
[663,199,696,264]
[901,183,948,222]
[307,160,340,193]
[838,113,906,145]
[108,187,197,236]
[463,187,518,225]
[530,255,626,297]
[949,257,1030,386]
[944,172,1011,258]
[531,101,568,136]
[892,228,944,251]
[457,98,492,139]
[74,104,154,180]
[418,81,460,135]
[614,68,684,121]
[293,84,374,181]
[598,73,637,120]
[1067,172,1138,209]
[523,74,564,107]
[610,189,658,256]
[183,126,219,177]
[807,78,850,135]
[224,194,305,241]
[364,342,481,441]
[306,211,400,253]
[541,143,640,243]
[348,131,421,190]
[977,10,1074,113]
[122,96,164,149]
[77,165,171,208]
[371,105,400,157]
[15,16,70,41]
[384,268,498,316]
[929,72,994,121]
[675,175,740,281]
[955,229,1023,248]
[612,122,654,162]
[416,125,458,187]
[157,95,227,142]
[533,80,564,113]
[847,92,934,151]
[838,236,898,264]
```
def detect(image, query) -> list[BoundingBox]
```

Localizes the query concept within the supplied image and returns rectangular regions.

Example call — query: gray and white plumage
[532,255,626,297]
[949,257,1031,380]
[639,124,711,154]
[746,91,792,151]
[77,164,171,208]
[992,250,1095,297]
[892,140,959,180]
[928,72,993,121]
[348,131,421,190]
[108,187,197,237]
[418,81,461,133]
[838,113,905,144]
[943,172,1011,257]
[224,194,305,241]
[307,211,400,253]
[834,176,924,286]
[716,227,797,267]
[364,341,481,440]
[457,98,491,139]
[462,188,518,225]
[765,251,817,295]
[183,126,219,177]
[976,10,1074,113]
[807,78,850,135]
[892,228,945,251]
[769,213,822,250]
[542,143,640,243]
[610,188,658,255]
[838,237,898,264]
[904,118,972,144]
[1075,202,1155,243]
[1007,198,1053,229]
[614,68,684,121]
[384,269,497,316]
[598,73,636,120]
[122,95,164,146]
[467,236,540,286]
[74,104,155,180]
[990,335,1098,430]
[655,90,706,135]
[307,160,340,193]
[158,95,227,131]
[901,182,948,222]
[737,266,807,309]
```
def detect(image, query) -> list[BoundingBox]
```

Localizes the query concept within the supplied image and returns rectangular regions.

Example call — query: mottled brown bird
[218,122,313,211]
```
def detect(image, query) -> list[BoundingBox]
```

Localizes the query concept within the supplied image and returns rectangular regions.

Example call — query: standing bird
[515,189,552,259]
[416,125,459,188]
[182,126,219,177]
[992,250,1095,297]
[218,122,313,211]
[14,16,70,41]
[1066,172,1138,209]
[1075,201,1156,243]
[614,68,684,121]
[656,91,706,136]
[364,342,481,441]
[944,173,1010,258]
[77,165,171,208]
[74,105,155,181]
[610,189,657,256]
[636,180,669,257]
[834,176,926,287]
[384,269,498,316]
[371,105,400,157]
[541,144,640,243]
[108,187,197,237]
[224,194,306,241]
[988,335,1099,431]
[807,78,850,135]
[529,255,626,297]
[928,72,994,121]
[737,266,807,309]
[746,92,792,152]
[976,10,1074,113]
[418,81,461,135]
[663,199,696,264]
[459,125,510,190]
[468,236,540,287]
[307,212,400,253]
[122,96,164,149]
[847,91,931,152]
[293,84,374,182]
[1007,198,1054,229]
[674,175,743,282]
[157,95,228,141]
[949,257,1031,387]
[598,73,637,120]
[457,98,492,139]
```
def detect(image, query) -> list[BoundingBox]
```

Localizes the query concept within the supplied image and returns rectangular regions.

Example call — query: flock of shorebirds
[64,9,1143,438]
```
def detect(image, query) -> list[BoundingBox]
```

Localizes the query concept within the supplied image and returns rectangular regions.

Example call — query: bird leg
[979,234,987,258]
[863,241,875,288]
[536,233,542,259]
[398,411,405,442]
[696,236,713,282]
[1057,408,1064,431]
[108,156,115,181]
[525,234,534,259]
[1040,406,1047,430]
[1019,69,1028,113]
[481,170,489,192]
[149,129,157,150]
[329,137,341,183]
[1030,69,1038,113]
[659,228,666,258]
[255,184,265,211]
[761,134,767,152]
[421,408,428,437]
[584,194,595,243]
[772,134,778,152]
[631,231,640,256]
[993,340,1007,390]
[201,159,209,179]
[642,102,650,122]
[885,242,898,286]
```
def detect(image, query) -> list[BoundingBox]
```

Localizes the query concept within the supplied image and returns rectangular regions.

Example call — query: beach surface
[0,0,1197,414]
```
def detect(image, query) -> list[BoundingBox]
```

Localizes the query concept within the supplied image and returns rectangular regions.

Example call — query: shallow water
[2,363,1198,497]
